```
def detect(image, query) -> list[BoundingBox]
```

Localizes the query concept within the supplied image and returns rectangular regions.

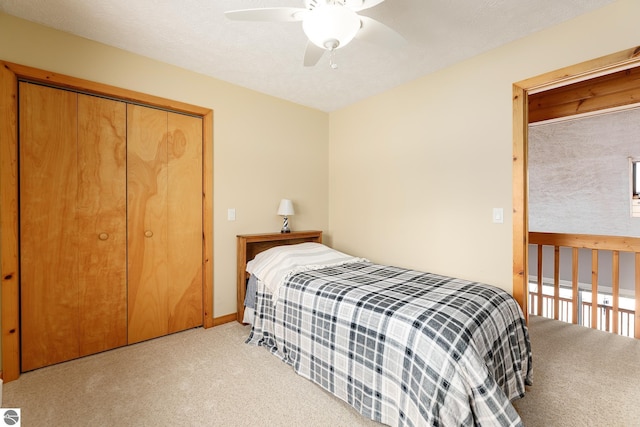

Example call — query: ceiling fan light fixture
[323,39,339,50]
[302,5,361,50]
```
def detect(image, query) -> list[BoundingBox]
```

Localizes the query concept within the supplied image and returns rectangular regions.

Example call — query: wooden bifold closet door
[20,82,128,371]
[127,104,203,344]
[19,82,203,371]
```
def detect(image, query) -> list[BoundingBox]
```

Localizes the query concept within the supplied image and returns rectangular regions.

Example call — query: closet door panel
[167,112,203,332]
[127,104,169,344]
[20,82,80,371]
[77,94,128,355]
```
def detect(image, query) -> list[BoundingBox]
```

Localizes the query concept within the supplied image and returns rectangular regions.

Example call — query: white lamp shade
[302,5,361,50]
[277,199,295,216]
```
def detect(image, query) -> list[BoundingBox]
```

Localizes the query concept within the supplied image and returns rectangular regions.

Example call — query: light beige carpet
[3,315,640,426]
[3,322,379,427]
[512,315,640,427]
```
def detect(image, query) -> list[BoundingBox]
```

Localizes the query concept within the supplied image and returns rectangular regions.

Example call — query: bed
[241,240,532,427]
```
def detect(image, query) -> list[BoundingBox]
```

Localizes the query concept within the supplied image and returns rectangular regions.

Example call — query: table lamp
[277,199,295,233]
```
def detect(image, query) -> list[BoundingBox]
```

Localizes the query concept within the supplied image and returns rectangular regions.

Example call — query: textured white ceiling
[0,0,616,112]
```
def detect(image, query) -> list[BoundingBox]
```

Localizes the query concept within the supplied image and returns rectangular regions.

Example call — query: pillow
[246,242,367,299]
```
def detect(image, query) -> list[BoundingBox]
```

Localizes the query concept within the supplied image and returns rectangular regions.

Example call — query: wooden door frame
[512,47,640,320]
[0,61,214,382]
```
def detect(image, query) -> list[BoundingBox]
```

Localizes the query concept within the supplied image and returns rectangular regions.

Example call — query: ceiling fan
[224,0,406,68]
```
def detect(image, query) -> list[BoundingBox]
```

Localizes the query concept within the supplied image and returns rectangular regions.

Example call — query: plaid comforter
[247,262,532,426]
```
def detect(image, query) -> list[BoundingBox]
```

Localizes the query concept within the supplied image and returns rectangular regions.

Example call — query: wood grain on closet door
[77,94,127,356]
[19,82,80,371]
[127,104,170,344]
[167,112,203,333]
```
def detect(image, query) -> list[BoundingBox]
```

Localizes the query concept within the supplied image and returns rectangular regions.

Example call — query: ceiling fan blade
[303,41,326,67]
[224,8,306,22]
[355,16,406,50]
[347,0,386,11]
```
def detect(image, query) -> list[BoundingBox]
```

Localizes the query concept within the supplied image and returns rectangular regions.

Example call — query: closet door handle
[144,230,154,238]
[98,233,109,241]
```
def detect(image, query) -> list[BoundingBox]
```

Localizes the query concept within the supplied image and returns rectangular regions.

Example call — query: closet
[19,81,203,371]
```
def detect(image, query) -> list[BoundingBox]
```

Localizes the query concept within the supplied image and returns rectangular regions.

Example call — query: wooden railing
[529,232,640,339]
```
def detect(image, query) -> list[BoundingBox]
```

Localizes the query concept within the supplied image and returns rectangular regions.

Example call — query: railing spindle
[572,247,579,324]
[612,251,620,334]
[537,244,543,316]
[554,246,560,320]
[591,249,599,330]
[635,252,640,339]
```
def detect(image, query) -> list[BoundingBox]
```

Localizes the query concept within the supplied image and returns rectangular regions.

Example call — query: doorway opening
[512,46,640,338]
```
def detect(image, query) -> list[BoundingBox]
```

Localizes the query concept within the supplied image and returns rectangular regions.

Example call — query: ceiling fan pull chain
[329,50,338,69]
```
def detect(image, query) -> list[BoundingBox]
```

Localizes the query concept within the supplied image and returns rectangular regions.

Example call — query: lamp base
[280,216,291,233]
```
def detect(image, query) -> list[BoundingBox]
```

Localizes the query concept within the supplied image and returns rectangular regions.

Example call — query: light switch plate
[227,208,236,221]
[493,208,504,224]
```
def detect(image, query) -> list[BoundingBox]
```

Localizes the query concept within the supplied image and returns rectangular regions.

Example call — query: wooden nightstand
[236,230,323,323]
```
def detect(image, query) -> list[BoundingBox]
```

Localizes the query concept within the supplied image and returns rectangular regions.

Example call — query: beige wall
[328,0,640,292]
[0,13,329,319]
[1,0,638,319]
